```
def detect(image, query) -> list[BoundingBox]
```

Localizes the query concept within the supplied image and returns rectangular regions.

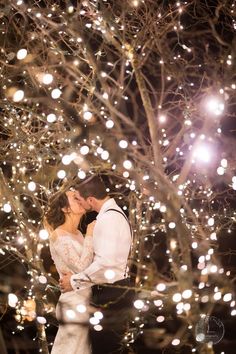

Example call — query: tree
[0,0,236,353]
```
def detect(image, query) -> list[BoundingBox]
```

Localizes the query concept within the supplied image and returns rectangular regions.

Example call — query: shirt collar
[96,198,117,219]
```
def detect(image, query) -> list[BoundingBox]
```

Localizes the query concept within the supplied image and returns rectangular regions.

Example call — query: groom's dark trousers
[90,277,135,354]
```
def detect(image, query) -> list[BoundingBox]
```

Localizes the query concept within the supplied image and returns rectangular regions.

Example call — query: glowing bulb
[47,113,57,123]
[206,97,224,115]
[123,160,132,169]
[159,115,166,123]
[17,49,27,60]
[67,5,74,13]
[168,222,176,229]
[217,166,225,175]
[101,151,109,160]
[37,316,47,324]
[213,292,221,300]
[80,145,90,155]
[62,154,72,165]
[28,181,36,191]
[172,293,182,302]
[119,140,128,149]
[39,229,49,240]
[123,171,129,178]
[78,171,86,179]
[94,311,103,320]
[57,170,66,179]
[172,339,180,346]
[66,310,76,319]
[193,144,212,163]
[90,317,100,325]
[104,269,115,280]
[208,218,214,226]
[13,90,24,102]
[156,316,165,322]
[94,325,103,331]
[38,276,47,284]
[76,304,87,313]
[8,294,18,307]
[42,73,53,85]
[182,289,192,299]
[51,88,62,99]
[3,203,11,213]
[134,300,144,309]
[106,120,114,128]
[156,283,166,292]
[83,111,92,121]
[160,205,167,213]
[102,92,108,99]
[221,159,227,168]
[223,293,232,302]
[154,299,163,307]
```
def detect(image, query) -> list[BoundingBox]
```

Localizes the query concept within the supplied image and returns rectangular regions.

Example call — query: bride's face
[65,191,86,215]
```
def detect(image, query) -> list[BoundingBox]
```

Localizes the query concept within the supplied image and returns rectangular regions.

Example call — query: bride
[45,189,95,354]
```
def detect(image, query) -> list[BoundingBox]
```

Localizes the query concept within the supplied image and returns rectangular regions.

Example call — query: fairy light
[168,222,176,229]
[104,269,115,280]
[17,49,27,60]
[80,145,90,155]
[42,74,53,85]
[172,293,182,302]
[106,119,114,128]
[101,150,109,160]
[13,90,24,102]
[156,283,166,292]
[28,181,36,191]
[193,143,212,163]
[207,218,214,226]
[57,170,66,179]
[205,96,225,115]
[134,300,144,309]
[119,140,128,149]
[8,294,18,307]
[83,111,93,121]
[78,171,86,179]
[47,113,57,123]
[39,229,49,240]
[3,203,12,213]
[62,154,72,165]
[51,88,61,99]
[182,289,192,299]
[76,304,87,313]
[156,316,165,323]
[123,160,132,169]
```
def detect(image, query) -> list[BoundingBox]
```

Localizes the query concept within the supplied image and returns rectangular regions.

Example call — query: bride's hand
[86,220,96,236]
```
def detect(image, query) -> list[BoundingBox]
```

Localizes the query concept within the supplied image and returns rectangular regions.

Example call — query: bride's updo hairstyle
[44,191,70,231]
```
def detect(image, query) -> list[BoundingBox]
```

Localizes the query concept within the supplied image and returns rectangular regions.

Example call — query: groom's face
[74,191,93,211]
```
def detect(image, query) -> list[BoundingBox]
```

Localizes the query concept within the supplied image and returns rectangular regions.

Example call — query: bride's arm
[53,236,93,274]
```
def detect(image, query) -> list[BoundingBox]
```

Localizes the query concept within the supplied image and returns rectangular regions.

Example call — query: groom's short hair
[76,175,107,199]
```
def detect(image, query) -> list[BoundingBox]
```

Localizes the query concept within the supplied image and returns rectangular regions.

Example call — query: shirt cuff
[70,273,92,291]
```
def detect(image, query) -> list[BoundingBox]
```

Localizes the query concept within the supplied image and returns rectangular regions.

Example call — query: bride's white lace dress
[49,229,93,354]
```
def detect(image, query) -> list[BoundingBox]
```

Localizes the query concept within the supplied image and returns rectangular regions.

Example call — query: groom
[60,175,134,354]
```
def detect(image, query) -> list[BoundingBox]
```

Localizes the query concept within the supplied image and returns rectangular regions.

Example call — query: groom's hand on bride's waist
[59,272,73,293]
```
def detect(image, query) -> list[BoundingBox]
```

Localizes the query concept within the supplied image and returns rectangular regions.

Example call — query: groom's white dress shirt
[70,198,132,291]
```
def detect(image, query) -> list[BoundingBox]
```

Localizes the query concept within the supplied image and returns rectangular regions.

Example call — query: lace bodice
[49,229,94,277]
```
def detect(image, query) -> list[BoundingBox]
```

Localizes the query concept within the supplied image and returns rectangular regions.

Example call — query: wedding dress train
[49,229,93,354]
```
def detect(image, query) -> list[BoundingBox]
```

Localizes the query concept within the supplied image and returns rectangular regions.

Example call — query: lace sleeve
[53,236,93,274]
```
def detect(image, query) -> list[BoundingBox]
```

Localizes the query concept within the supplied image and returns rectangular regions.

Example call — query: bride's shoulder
[50,228,69,243]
